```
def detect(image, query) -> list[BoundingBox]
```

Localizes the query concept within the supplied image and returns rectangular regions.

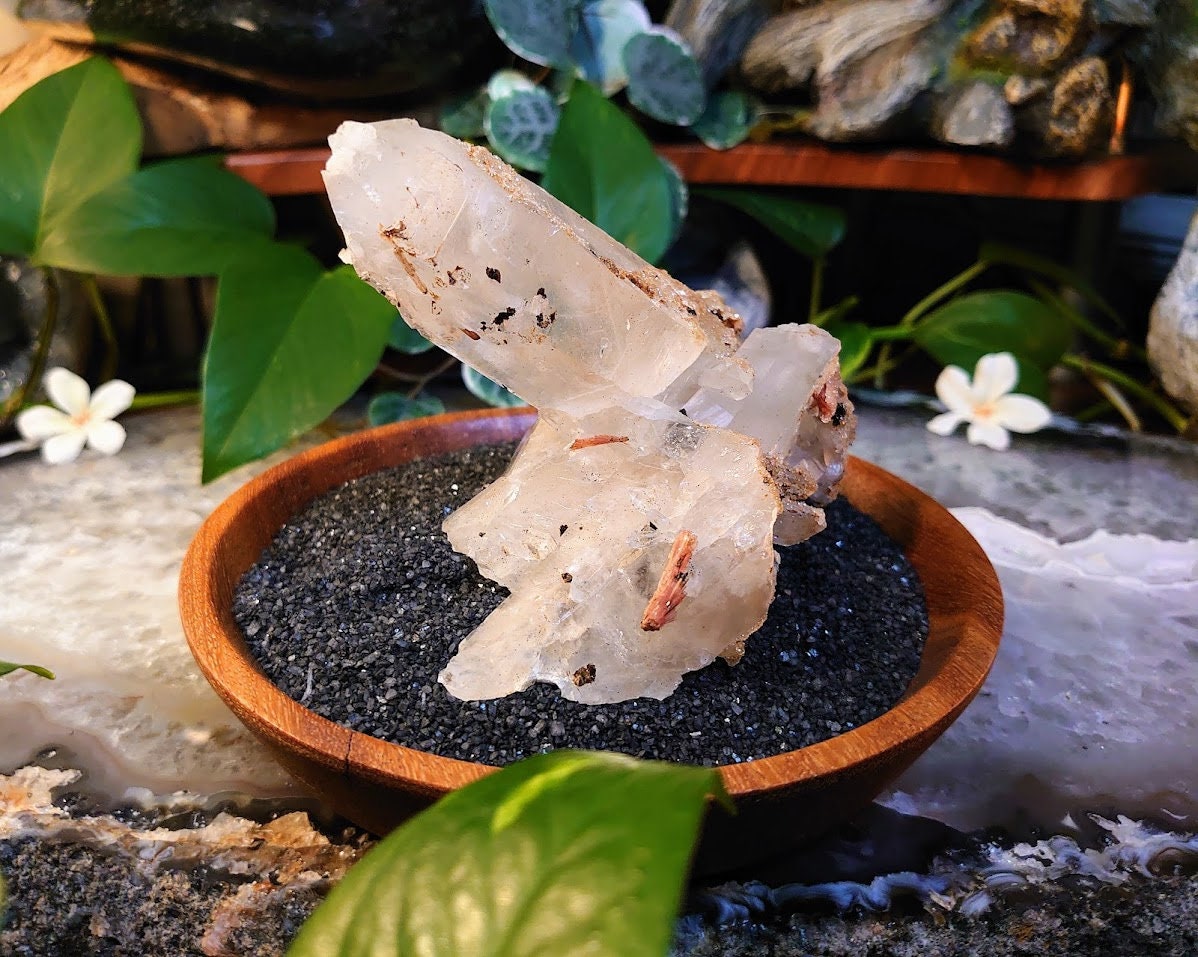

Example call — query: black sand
[233,443,927,766]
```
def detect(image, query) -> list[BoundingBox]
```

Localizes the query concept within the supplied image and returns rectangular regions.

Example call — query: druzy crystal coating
[324,120,855,703]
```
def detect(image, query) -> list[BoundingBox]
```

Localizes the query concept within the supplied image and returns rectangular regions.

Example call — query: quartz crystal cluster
[324,120,855,703]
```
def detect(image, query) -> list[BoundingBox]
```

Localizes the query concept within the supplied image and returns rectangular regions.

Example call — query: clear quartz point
[324,120,856,703]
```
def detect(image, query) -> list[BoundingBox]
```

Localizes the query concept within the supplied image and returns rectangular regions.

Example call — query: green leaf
[0,661,55,680]
[660,157,689,246]
[485,88,561,172]
[462,364,525,407]
[623,27,706,126]
[542,80,675,262]
[571,0,651,94]
[287,750,721,957]
[484,0,583,69]
[202,248,396,481]
[913,290,1072,400]
[37,156,276,276]
[699,188,846,259]
[486,69,538,101]
[440,88,489,139]
[691,91,758,150]
[825,321,873,380]
[978,241,1125,330]
[0,58,140,258]
[367,391,446,426]
[387,316,437,354]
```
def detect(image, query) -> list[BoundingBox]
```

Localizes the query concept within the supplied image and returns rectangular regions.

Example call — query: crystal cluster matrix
[324,120,856,704]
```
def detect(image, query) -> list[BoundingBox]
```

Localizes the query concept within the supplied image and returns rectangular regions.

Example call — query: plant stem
[872,260,988,388]
[1028,279,1147,363]
[81,274,119,381]
[129,390,200,411]
[808,256,825,325]
[865,325,913,341]
[0,267,60,427]
[899,260,988,328]
[1062,354,1189,433]
[1090,376,1142,432]
[405,354,458,400]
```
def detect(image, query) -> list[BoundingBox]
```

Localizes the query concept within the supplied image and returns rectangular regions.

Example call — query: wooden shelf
[224,141,1198,201]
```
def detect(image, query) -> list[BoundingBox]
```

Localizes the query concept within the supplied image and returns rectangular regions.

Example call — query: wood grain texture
[222,141,1198,200]
[179,408,1003,873]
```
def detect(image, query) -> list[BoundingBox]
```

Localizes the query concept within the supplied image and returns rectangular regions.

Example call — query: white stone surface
[884,507,1198,831]
[0,407,299,800]
[4,400,1195,833]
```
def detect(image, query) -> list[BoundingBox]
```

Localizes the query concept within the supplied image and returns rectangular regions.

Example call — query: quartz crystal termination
[324,120,855,704]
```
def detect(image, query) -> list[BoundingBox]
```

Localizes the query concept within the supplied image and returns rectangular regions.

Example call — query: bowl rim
[180,407,1003,802]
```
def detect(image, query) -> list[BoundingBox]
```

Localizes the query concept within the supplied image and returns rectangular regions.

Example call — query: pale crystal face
[324,120,856,703]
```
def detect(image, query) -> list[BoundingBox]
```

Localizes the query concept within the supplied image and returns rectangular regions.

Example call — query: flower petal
[934,366,974,413]
[86,419,127,455]
[926,411,965,436]
[967,420,1010,451]
[41,429,87,464]
[88,379,136,421]
[972,353,1018,403]
[44,367,91,416]
[15,405,74,441]
[993,393,1051,433]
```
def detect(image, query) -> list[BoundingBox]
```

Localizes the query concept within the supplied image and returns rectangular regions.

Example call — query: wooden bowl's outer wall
[180,408,1003,872]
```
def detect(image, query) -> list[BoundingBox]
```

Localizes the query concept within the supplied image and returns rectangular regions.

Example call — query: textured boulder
[741,0,950,141]
[1148,211,1198,415]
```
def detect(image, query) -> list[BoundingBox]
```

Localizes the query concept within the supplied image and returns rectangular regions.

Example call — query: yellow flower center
[973,402,997,422]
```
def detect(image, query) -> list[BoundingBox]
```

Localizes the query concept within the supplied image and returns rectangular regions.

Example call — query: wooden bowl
[180,408,1003,874]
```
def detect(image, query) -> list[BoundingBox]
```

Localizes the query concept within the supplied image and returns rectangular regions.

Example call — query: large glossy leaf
[825,321,873,380]
[699,188,845,259]
[623,27,706,125]
[202,248,396,481]
[0,661,55,680]
[571,0,651,94]
[485,87,561,172]
[37,156,275,276]
[462,364,525,407]
[542,80,675,262]
[484,0,583,68]
[913,291,1071,400]
[0,58,140,257]
[367,391,446,426]
[979,241,1124,330]
[287,751,721,957]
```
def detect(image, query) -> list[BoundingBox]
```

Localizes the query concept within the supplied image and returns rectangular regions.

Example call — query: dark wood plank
[224,141,1198,200]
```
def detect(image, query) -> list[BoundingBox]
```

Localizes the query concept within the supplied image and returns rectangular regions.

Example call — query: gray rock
[741,0,951,141]
[0,259,86,420]
[931,80,1016,147]
[965,3,1091,76]
[1148,211,1198,414]
[1141,1,1198,148]
[1015,55,1113,158]
[1094,0,1159,26]
[665,0,772,86]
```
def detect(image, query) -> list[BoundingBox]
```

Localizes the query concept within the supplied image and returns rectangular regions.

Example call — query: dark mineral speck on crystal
[233,442,928,767]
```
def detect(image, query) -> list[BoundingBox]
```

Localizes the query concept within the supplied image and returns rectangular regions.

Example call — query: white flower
[926,352,1051,451]
[15,368,135,464]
